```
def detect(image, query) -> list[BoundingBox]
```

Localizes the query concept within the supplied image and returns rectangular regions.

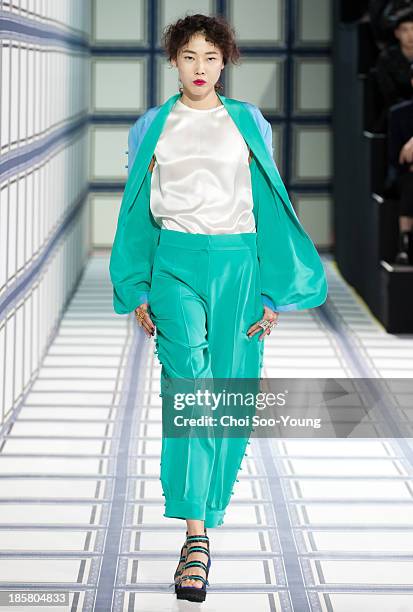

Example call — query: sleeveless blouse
[149,98,256,234]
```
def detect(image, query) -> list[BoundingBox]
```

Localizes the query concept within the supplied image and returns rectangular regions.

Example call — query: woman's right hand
[134,303,155,338]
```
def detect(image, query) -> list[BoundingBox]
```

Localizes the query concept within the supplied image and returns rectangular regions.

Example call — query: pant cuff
[204,507,226,528]
[163,499,226,528]
[163,499,206,522]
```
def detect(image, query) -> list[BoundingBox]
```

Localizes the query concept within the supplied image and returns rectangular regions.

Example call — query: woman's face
[171,33,224,97]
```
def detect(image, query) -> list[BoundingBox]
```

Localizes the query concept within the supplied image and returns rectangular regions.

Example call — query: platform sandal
[176,531,211,603]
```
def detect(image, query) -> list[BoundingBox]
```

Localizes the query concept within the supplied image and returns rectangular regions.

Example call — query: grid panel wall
[0,0,91,424]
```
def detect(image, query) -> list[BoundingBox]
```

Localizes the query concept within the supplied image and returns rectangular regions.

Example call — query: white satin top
[149,98,256,234]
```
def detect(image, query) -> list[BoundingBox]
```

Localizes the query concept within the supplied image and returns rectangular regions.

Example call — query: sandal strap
[186,535,209,543]
[179,574,208,586]
[184,560,208,572]
[186,545,210,557]
[174,559,186,577]
[174,541,188,578]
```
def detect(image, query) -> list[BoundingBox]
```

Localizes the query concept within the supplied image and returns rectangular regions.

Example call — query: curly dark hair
[161,13,241,93]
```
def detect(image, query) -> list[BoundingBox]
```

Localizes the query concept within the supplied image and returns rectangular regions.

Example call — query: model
[109,13,328,604]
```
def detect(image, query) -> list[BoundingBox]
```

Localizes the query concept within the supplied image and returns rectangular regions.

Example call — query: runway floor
[0,253,412,611]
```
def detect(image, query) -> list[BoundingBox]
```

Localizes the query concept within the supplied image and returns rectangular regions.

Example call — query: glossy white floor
[0,254,412,612]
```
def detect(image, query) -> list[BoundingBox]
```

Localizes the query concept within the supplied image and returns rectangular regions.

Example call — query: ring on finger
[135,309,145,324]
[258,319,278,331]
[258,321,278,335]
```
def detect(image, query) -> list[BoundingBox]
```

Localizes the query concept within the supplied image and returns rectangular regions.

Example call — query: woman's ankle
[186,519,206,535]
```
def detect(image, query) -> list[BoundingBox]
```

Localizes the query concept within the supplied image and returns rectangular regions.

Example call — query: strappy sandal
[176,530,211,603]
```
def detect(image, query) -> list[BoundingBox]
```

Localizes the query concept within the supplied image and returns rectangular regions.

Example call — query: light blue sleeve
[244,102,274,159]
[135,292,149,307]
[261,294,277,311]
[263,121,274,159]
[127,123,140,177]
[126,106,159,177]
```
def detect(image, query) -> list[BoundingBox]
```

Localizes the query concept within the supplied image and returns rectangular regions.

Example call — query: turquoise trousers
[148,228,264,528]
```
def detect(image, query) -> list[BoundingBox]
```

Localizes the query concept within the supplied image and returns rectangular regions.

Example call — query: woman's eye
[183,56,216,60]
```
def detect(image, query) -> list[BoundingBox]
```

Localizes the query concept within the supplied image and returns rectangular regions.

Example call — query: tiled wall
[0,0,91,424]
[90,0,333,250]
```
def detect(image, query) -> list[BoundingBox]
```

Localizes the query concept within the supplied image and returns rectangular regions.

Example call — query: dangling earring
[214,79,224,93]
[178,78,183,93]
[215,67,224,93]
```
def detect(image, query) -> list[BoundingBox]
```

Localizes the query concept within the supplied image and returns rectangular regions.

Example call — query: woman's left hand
[247,306,279,341]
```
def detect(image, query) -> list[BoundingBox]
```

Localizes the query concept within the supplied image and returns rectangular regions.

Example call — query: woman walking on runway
[109,13,327,603]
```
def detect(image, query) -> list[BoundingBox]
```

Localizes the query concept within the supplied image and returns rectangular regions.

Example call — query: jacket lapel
[120,93,181,222]
[217,93,299,225]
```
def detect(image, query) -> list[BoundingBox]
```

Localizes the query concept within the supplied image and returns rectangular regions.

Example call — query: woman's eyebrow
[181,49,219,55]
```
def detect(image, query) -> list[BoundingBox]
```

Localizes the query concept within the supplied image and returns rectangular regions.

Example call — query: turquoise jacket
[109,92,328,314]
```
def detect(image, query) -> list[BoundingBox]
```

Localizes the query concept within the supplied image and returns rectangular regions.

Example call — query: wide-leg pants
[148,227,265,528]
